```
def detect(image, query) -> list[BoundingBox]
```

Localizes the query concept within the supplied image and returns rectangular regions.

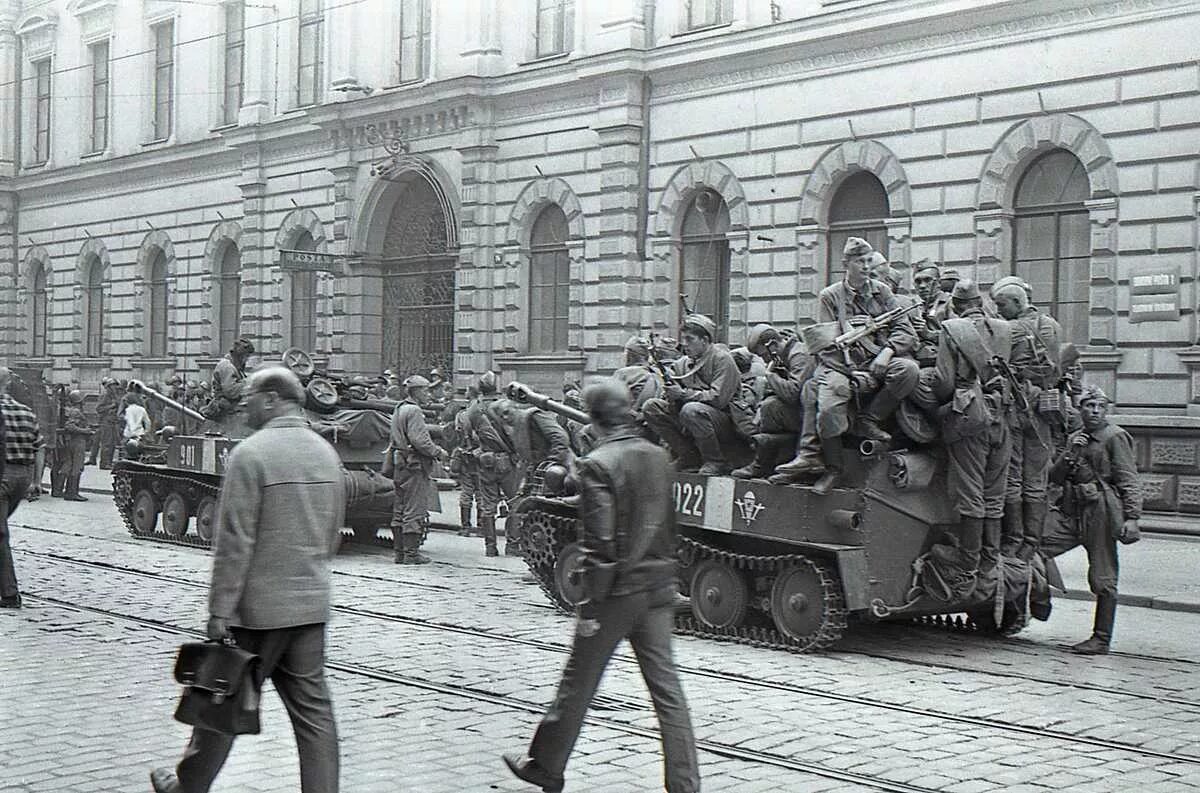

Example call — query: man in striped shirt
[1,366,46,609]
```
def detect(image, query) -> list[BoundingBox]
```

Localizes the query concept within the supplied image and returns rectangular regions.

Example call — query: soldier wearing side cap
[939,268,961,295]
[641,314,743,476]
[912,262,954,365]
[461,371,519,557]
[732,324,810,479]
[772,237,920,494]
[387,375,445,565]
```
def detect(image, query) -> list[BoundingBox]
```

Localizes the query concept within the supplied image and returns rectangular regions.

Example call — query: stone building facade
[2,1,1200,516]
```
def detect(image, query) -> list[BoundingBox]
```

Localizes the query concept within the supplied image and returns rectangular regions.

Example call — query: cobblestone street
[2,495,1198,793]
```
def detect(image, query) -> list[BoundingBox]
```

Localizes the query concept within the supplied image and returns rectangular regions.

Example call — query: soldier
[641,314,741,475]
[732,324,810,479]
[559,384,592,457]
[204,337,254,420]
[387,375,445,565]
[91,378,120,468]
[772,237,920,493]
[462,371,519,557]
[443,385,480,539]
[496,392,572,556]
[502,378,699,793]
[1044,385,1141,655]
[912,262,953,364]
[925,280,1031,584]
[613,337,661,413]
[939,268,961,295]
[59,390,94,502]
[992,278,1061,561]
[728,347,765,443]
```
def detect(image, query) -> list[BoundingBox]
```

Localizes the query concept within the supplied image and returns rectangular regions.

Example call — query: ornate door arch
[381,178,455,375]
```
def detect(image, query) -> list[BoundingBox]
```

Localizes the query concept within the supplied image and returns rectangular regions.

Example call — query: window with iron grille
[218,243,242,354]
[32,264,49,358]
[297,0,324,106]
[528,204,570,353]
[33,58,51,163]
[290,232,318,352]
[84,261,105,358]
[148,251,170,357]
[223,2,245,125]
[89,41,109,152]
[152,21,174,140]
[680,189,731,342]
[1013,149,1090,345]
[683,0,732,31]
[397,0,431,83]
[826,171,890,285]
[535,0,573,58]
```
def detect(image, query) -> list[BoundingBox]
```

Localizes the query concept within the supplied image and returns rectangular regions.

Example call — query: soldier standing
[462,372,518,557]
[59,390,94,502]
[443,385,480,539]
[1044,385,1141,655]
[733,324,810,479]
[92,378,120,468]
[387,375,444,565]
[641,314,741,475]
[502,378,699,793]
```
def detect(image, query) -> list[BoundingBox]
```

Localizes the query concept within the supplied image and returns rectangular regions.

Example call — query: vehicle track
[20,548,1200,765]
[20,590,940,793]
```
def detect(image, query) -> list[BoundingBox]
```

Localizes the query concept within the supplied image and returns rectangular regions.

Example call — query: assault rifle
[988,355,1031,416]
[825,302,920,357]
[646,333,678,384]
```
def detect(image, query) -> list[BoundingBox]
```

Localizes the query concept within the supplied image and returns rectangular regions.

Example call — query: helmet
[403,375,432,390]
[232,337,255,355]
[681,314,717,342]
[582,377,633,426]
[745,324,778,352]
[730,346,754,373]
[477,370,498,394]
[951,279,981,302]
[68,390,84,404]
[1077,384,1109,406]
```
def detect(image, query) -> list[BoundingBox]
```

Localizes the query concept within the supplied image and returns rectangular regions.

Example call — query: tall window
[827,171,890,284]
[297,0,324,106]
[683,0,731,30]
[290,231,318,352]
[89,41,109,152]
[680,189,731,341]
[148,251,170,357]
[218,243,242,353]
[84,262,105,357]
[32,264,49,358]
[222,2,245,126]
[535,0,573,57]
[529,205,570,353]
[1013,149,1090,344]
[152,21,175,140]
[33,59,51,163]
[397,0,431,83]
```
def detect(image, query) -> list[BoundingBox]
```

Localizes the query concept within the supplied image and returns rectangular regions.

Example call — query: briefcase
[173,640,262,736]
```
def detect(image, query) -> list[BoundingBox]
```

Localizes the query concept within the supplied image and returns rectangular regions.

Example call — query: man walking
[503,378,700,793]
[0,366,45,609]
[151,367,344,793]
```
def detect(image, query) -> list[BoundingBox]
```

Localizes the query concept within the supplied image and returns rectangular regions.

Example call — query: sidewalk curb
[1055,589,1200,614]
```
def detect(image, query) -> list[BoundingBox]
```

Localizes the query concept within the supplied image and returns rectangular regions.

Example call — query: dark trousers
[0,465,33,600]
[1042,509,1119,598]
[98,421,118,468]
[530,588,700,793]
[63,437,87,498]
[176,623,339,793]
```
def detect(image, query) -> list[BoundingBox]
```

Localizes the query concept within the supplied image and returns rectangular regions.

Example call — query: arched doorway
[380,177,455,375]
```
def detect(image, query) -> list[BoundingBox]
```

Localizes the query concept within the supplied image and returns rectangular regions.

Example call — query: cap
[951,279,981,301]
[582,377,633,425]
[477,370,498,394]
[912,260,941,278]
[940,269,962,284]
[872,264,902,290]
[681,314,718,342]
[745,323,779,351]
[730,346,754,373]
[232,337,255,355]
[992,274,1033,299]
[623,336,651,357]
[843,237,874,258]
[866,251,888,268]
[404,375,432,390]
[1077,384,1109,406]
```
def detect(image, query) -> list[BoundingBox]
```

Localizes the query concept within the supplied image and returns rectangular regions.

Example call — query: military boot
[811,437,844,496]
[1072,594,1115,655]
[458,505,474,537]
[401,533,431,565]
[980,517,1003,574]
[480,515,499,558]
[857,389,900,444]
[732,434,786,480]
[693,430,730,476]
[1019,500,1047,560]
[999,500,1024,557]
[957,516,984,573]
[770,434,826,483]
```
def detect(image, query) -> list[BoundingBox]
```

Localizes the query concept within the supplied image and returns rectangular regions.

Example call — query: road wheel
[554,541,589,607]
[132,489,161,535]
[195,496,218,542]
[162,492,191,538]
[690,559,749,629]
[771,560,838,647]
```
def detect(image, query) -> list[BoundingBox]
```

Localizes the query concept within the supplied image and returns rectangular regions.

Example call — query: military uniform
[442,396,479,538]
[205,351,248,420]
[462,376,519,555]
[60,399,94,501]
[505,403,572,554]
[388,392,442,564]
[93,382,120,468]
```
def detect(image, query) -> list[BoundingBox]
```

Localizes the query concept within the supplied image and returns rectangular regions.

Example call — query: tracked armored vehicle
[508,384,1051,653]
[111,350,396,547]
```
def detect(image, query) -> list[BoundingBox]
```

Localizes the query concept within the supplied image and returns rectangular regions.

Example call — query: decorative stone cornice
[68,0,116,42]
[15,10,58,58]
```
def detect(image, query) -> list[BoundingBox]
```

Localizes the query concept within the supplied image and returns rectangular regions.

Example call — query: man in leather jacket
[503,378,699,793]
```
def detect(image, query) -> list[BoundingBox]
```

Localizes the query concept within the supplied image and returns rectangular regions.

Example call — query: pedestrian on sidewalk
[503,378,700,793]
[151,366,344,793]
[0,366,46,609]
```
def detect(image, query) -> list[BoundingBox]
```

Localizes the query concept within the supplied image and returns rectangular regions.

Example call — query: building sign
[278,249,340,272]
[1129,266,1180,323]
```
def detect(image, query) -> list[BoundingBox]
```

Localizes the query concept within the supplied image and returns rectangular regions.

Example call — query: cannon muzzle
[506,382,589,425]
[131,379,208,424]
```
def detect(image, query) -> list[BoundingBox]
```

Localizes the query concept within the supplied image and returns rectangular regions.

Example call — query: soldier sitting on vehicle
[732,324,810,480]
[771,237,920,493]
[203,337,254,420]
[642,314,743,476]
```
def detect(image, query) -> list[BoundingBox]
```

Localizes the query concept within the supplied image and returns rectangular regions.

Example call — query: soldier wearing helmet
[731,324,810,480]
[59,389,94,501]
[612,336,663,418]
[204,337,255,420]
[641,314,743,475]
[460,371,519,556]
[772,237,920,494]
[386,374,445,564]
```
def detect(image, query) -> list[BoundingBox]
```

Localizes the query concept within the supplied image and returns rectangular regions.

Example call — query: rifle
[679,292,695,317]
[989,355,1031,417]
[646,333,679,384]
[828,302,920,356]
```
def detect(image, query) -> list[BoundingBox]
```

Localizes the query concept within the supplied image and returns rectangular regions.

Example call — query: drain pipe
[635,74,652,266]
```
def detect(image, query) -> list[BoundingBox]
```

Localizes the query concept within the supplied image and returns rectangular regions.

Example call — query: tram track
[18,547,1200,766]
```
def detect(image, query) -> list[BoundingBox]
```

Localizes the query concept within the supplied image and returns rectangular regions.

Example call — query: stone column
[328,0,359,94]
[460,0,503,76]
[456,138,500,384]
[592,120,642,372]
[973,209,1010,288]
[236,145,272,353]
[239,4,276,125]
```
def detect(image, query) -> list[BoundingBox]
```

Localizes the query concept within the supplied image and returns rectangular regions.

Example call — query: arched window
[217,242,242,353]
[84,260,105,357]
[290,230,318,353]
[31,264,49,358]
[148,250,169,357]
[680,189,730,341]
[528,204,570,353]
[1013,149,1090,344]
[827,171,889,284]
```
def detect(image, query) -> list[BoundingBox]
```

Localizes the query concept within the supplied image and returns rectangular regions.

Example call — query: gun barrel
[131,379,208,424]
[506,382,590,425]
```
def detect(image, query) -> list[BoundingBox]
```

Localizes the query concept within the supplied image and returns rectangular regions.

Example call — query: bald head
[245,366,305,404]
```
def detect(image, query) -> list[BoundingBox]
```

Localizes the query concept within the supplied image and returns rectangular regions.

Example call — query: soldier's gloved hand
[1119,519,1141,545]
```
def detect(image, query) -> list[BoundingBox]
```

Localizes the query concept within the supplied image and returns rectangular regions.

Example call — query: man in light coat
[151,366,345,793]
